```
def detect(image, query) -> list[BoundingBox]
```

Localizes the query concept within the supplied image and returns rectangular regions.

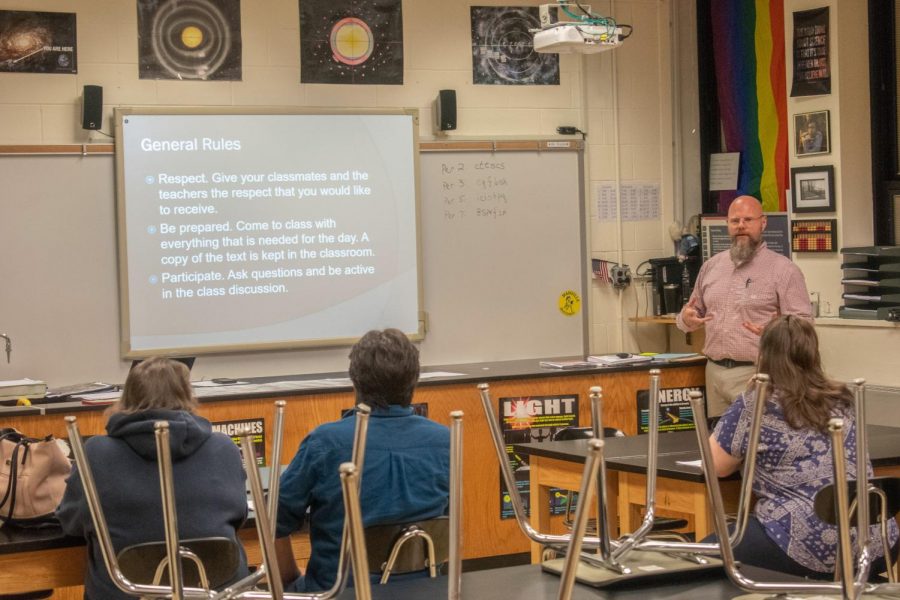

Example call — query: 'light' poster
[499,394,578,519]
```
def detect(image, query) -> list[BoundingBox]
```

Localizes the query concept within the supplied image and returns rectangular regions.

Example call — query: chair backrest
[116,537,240,590]
[813,476,900,526]
[364,516,449,576]
[552,426,624,441]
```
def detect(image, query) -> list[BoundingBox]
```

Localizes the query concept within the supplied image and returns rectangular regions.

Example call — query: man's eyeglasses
[727,216,763,226]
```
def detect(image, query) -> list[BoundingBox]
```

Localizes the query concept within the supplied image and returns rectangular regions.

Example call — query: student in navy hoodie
[57,357,249,599]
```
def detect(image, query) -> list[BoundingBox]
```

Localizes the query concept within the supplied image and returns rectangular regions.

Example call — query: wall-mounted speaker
[435,89,457,132]
[81,85,103,130]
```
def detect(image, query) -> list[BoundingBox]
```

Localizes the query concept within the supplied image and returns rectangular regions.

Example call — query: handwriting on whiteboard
[440,160,510,221]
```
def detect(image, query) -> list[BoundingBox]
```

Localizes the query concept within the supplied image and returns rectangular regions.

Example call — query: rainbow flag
[711,0,788,213]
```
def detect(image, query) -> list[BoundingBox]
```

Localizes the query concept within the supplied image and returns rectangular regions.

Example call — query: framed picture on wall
[791,218,837,252]
[790,165,835,213]
[794,110,830,156]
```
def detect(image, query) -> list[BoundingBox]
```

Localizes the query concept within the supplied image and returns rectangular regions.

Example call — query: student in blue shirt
[274,328,450,592]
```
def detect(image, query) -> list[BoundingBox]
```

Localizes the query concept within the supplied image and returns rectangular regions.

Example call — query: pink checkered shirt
[676,243,812,363]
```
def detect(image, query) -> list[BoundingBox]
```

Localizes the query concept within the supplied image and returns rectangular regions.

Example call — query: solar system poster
[300,0,403,85]
[471,7,559,86]
[636,386,705,434]
[0,10,77,74]
[137,0,242,81]
[499,395,578,519]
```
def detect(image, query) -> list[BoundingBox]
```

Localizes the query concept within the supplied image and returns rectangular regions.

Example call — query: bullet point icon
[145,175,155,184]
[149,275,159,284]
[147,225,157,234]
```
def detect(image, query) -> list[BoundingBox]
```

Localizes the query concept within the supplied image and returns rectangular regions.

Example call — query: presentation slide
[116,110,421,356]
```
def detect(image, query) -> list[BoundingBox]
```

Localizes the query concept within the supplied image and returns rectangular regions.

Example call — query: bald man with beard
[676,196,813,417]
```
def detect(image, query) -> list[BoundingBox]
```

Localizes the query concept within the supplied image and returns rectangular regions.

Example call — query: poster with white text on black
[636,386,705,434]
[212,418,265,466]
[499,395,578,519]
[791,7,830,97]
[0,10,76,74]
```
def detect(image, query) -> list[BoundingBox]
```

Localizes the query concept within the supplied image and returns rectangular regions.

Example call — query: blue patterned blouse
[713,389,899,572]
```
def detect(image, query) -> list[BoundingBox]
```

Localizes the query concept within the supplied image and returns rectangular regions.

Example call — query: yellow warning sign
[558,290,581,316]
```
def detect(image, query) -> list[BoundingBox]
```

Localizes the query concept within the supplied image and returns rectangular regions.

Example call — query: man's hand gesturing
[680,298,712,329]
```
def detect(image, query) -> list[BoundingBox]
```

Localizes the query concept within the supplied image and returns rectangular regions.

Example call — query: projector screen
[115,108,422,357]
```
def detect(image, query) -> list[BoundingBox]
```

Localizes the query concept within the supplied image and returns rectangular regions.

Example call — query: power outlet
[610,265,631,289]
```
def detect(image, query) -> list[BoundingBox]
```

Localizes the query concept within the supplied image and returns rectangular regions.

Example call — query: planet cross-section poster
[300,0,404,85]
[0,10,77,74]
[137,0,242,81]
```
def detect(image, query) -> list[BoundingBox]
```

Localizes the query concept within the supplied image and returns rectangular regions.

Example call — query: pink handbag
[0,428,72,525]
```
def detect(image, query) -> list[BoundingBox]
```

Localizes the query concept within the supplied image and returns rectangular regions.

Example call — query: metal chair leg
[448,410,463,600]
[556,439,604,600]
[340,463,371,600]
[218,404,372,600]
[689,389,870,597]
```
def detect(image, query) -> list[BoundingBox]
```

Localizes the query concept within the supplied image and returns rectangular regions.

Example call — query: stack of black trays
[839,246,900,320]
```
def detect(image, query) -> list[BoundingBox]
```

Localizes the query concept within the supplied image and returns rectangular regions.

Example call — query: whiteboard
[419,148,587,364]
[0,146,586,385]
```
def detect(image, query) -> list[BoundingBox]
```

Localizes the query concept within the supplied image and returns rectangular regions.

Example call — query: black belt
[710,358,754,369]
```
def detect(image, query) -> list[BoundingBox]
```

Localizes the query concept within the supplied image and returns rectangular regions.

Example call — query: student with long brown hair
[57,357,249,599]
[709,315,898,578]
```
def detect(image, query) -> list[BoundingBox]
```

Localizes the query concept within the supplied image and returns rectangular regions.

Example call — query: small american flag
[592,259,613,284]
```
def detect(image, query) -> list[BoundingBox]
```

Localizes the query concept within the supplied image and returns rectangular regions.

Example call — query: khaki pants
[705,361,756,418]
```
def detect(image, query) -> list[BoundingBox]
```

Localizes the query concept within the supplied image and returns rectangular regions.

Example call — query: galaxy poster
[499,395,578,519]
[137,0,242,81]
[300,0,403,85]
[471,7,559,86]
[636,386,705,434]
[0,10,77,74]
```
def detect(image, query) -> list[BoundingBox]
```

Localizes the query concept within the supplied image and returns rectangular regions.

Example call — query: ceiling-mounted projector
[533,25,624,54]
[531,2,631,54]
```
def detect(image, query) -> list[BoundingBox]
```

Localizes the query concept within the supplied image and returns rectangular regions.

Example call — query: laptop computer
[130,356,196,372]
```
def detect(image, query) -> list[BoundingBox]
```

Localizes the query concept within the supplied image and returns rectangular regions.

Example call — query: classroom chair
[552,426,690,536]
[813,476,900,583]
[234,409,466,600]
[62,400,289,599]
[64,417,253,599]
[689,377,894,596]
[235,403,371,599]
[364,516,449,583]
[116,536,240,589]
[480,376,722,587]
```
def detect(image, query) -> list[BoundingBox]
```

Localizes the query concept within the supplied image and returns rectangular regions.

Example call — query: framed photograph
[794,110,830,156]
[791,165,835,213]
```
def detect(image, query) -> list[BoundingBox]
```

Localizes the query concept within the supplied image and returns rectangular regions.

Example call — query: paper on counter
[193,380,249,387]
[419,371,466,379]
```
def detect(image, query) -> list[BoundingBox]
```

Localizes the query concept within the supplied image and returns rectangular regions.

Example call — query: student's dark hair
[348,328,420,410]
[758,315,851,430]
[114,356,198,414]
